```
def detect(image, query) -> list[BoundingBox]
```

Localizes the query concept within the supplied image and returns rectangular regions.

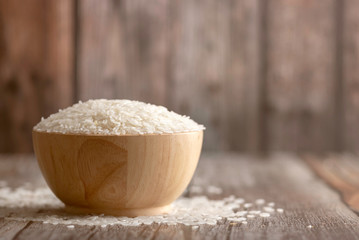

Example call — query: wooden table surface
[1,153,359,240]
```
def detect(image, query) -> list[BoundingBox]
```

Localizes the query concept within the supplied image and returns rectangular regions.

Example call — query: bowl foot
[65,204,172,217]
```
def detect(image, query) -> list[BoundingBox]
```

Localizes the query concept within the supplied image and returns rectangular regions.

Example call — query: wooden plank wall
[0,0,74,152]
[265,0,337,152]
[0,0,358,153]
[343,0,359,152]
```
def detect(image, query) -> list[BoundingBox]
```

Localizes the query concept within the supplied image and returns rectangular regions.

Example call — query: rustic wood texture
[306,154,359,213]
[77,0,262,151]
[265,0,338,152]
[77,0,170,105]
[1,154,359,239]
[161,0,262,151]
[343,0,359,152]
[0,0,74,153]
[32,130,203,216]
[1,0,359,153]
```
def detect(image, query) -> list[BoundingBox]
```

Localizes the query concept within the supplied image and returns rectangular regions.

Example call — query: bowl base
[65,204,172,217]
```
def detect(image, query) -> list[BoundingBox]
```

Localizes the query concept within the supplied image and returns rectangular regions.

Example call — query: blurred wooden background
[1,0,359,153]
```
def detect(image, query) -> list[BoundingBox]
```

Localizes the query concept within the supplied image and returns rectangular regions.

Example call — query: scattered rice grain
[0,185,284,227]
[255,199,265,205]
[259,213,270,218]
[243,203,253,208]
[263,207,275,212]
[207,186,223,195]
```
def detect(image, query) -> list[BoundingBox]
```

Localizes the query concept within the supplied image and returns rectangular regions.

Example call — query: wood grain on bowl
[32,130,203,216]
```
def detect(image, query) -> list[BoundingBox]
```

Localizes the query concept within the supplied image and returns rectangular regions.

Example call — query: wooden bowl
[32,130,203,216]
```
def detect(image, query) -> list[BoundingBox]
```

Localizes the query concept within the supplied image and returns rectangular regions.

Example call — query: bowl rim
[32,129,204,137]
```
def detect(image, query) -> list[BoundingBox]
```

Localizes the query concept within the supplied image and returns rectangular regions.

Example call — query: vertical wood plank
[168,0,229,150]
[78,0,170,106]
[265,0,337,152]
[77,0,124,100]
[78,0,261,151]
[0,0,74,153]
[169,0,261,151]
[343,0,359,152]
[224,0,261,151]
[124,0,170,105]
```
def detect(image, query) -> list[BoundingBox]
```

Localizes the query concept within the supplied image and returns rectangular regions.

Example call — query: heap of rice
[33,99,205,135]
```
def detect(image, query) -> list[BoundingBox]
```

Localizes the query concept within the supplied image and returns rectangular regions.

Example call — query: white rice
[33,99,205,135]
[0,183,284,227]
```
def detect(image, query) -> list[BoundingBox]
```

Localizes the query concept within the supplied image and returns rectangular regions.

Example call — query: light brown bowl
[32,130,203,216]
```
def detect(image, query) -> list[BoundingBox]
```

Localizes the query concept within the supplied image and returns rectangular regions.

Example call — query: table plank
[306,154,359,213]
[0,154,359,240]
[191,153,359,240]
[0,220,31,240]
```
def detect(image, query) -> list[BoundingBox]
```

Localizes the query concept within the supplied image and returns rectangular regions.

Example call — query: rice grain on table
[0,184,284,227]
[34,99,205,135]
[277,208,284,213]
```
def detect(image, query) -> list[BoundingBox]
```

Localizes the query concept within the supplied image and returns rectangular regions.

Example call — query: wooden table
[1,153,359,240]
